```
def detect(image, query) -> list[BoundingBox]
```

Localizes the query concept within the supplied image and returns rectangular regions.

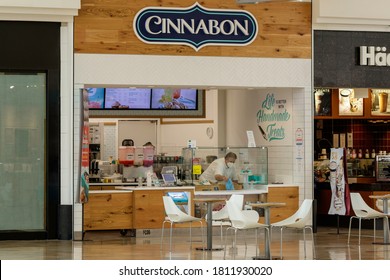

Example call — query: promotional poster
[256,92,292,146]
[80,89,90,203]
[328,148,350,215]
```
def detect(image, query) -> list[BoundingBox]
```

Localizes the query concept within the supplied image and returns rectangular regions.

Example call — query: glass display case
[181,147,268,187]
[347,158,375,178]
[314,158,376,183]
[95,146,268,187]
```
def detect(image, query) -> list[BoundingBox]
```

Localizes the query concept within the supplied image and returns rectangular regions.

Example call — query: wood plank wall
[74,0,311,58]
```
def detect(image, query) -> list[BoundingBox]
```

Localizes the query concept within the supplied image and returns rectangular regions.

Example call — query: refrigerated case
[181,147,268,187]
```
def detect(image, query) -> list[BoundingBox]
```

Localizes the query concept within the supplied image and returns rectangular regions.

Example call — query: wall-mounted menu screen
[87,87,205,118]
[104,88,151,109]
[87,88,105,109]
[151,88,198,110]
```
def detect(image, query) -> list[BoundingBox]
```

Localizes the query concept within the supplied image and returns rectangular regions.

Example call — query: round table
[193,197,226,251]
[369,194,390,244]
[249,202,286,259]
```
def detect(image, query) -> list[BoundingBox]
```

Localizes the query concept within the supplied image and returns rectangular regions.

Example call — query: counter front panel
[83,185,299,233]
[83,191,133,231]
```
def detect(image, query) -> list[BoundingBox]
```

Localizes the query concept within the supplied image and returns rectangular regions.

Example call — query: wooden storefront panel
[74,0,311,58]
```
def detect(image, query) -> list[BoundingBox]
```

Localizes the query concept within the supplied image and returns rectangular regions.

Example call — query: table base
[251,256,277,260]
[195,247,224,251]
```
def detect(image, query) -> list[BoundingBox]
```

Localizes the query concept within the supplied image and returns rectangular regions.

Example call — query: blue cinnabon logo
[133,2,258,51]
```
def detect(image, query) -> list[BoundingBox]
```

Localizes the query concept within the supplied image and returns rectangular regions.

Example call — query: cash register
[162,173,176,186]
[161,166,178,186]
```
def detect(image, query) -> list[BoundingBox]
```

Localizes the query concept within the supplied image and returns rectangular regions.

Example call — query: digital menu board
[151,88,197,109]
[87,88,105,109]
[105,88,151,109]
[87,87,204,117]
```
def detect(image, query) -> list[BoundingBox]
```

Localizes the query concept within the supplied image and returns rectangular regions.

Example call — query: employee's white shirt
[199,157,237,184]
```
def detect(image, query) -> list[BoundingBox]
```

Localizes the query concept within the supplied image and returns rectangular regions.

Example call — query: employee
[199,152,238,184]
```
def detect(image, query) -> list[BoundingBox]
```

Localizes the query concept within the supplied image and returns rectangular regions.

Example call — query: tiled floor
[0,226,389,260]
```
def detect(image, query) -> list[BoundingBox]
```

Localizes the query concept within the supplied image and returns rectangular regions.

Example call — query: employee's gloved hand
[225,178,235,190]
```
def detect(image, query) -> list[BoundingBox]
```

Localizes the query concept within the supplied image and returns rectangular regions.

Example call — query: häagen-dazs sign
[359,46,390,66]
[133,2,258,51]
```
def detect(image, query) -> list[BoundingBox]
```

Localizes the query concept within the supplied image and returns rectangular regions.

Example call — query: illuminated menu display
[87,88,105,108]
[151,88,197,109]
[105,88,151,109]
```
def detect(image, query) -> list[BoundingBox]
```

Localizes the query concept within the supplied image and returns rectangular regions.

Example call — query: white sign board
[246,130,256,147]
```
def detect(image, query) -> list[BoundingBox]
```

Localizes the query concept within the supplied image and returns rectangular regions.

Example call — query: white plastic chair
[205,194,244,246]
[161,196,204,252]
[348,192,389,245]
[223,200,270,259]
[271,199,315,259]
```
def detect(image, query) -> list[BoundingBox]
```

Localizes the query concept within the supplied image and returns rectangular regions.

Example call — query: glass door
[0,73,46,231]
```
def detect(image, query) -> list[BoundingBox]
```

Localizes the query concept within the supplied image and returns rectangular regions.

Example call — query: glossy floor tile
[0,226,389,260]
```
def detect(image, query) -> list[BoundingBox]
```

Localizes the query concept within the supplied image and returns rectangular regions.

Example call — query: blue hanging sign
[133,2,258,51]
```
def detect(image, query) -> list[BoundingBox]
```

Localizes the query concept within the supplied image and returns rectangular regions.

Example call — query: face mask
[227,162,234,168]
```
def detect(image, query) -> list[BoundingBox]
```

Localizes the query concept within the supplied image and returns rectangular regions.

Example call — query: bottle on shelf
[352,149,357,159]
[371,149,376,159]
[358,149,363,159]
[178,168,182,180]
[365,149,370,159]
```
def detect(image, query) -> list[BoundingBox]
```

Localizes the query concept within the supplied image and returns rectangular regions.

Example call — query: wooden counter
[89,182,144,191]
[130,187,195,229]
[267,185,299,223]
[83,184,299,234]
[83,190,133,232]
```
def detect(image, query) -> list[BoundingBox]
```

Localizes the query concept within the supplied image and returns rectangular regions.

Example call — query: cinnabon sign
[133,2,258,51]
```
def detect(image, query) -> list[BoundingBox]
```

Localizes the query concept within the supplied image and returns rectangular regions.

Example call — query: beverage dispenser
[119,146,135,166]
[134,147,144,166]
[143,146,154,167]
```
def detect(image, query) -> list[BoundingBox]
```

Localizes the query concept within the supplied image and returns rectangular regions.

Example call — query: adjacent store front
[312,0,390,229]
[0,1,78,240]
[0,21,61,240]
[313,29,390,227]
